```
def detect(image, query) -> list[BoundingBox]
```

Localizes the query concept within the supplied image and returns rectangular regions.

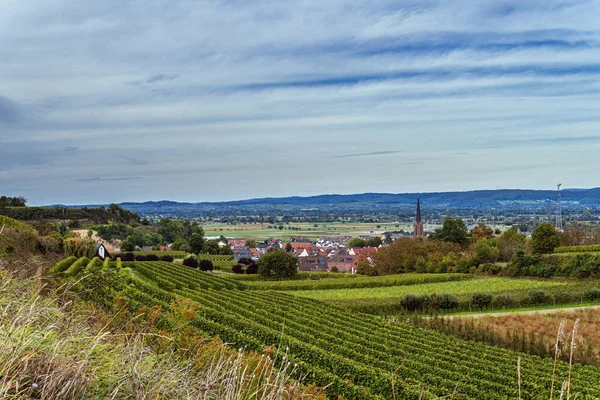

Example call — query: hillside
[64,188,600,218]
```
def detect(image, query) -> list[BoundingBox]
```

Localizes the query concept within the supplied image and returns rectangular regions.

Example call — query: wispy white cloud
[1,0,600,204]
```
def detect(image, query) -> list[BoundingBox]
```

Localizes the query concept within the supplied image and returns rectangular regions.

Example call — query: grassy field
[202,221,411,240]
[291,277,569,301]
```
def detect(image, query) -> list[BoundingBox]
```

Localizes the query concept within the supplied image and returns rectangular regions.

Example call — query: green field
[291,277,569,300]
[202,221,411,240]
[53,257,600,399]
[244,273,474,291]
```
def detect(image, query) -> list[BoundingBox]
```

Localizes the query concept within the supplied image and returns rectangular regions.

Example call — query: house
[290,236,311,243]
[228,238,248,248]
[298,254,328,272]
[348,247,378,257]
[327,251,358,273]
[233,247,251,260]
[288,242,313,255]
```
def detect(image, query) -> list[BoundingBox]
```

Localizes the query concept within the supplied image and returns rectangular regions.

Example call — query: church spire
[413,197,424,238]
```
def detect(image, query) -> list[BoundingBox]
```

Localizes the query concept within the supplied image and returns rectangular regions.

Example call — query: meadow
[52,256,600,399]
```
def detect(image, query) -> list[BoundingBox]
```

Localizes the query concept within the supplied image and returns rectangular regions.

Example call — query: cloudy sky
[2,0,600,205]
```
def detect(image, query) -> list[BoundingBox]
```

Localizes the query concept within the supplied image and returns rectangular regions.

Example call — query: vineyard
[52,256,600,399]
[243,273,474,291]
[295,278,600,315]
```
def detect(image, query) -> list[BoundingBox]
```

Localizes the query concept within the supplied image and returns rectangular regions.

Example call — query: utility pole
[556,183,562,230]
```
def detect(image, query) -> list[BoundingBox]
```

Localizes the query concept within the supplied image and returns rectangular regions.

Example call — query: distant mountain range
[61,188,600,217]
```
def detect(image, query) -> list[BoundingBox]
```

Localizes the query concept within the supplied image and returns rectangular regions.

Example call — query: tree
[471,239,499,265]
[430,217,469,246]
[471,222,494,242]
[285,243,293,253]
[245,239,257,248]
[347,238,367,248]
[199,259,214,271]
[366,237,382,247]
[121,237,136,252]
[258,250,298,280]
[171,239,190,252]
[183,256,199,269]
[531,223,561,254]
[203,240,221,255]
[496,227,526,262]
[189,232,205,254]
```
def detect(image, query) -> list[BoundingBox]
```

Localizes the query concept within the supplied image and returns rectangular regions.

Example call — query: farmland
[291,277,600,315]
[54,256,600,399]
[243,273,474,291]
[292,278,569,300]
[201,221,412,241]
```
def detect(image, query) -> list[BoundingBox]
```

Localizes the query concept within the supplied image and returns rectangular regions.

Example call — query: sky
[1,0,600,205]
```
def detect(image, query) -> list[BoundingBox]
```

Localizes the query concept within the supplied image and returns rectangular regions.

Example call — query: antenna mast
[556,183,562,230]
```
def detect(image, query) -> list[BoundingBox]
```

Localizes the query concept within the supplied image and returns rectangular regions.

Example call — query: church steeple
[413,197,424,238]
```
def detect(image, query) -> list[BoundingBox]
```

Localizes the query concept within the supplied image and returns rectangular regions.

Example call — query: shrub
[495,293,516,308]
[183,257,199,269]
[121,252,135,262]
[238,257,253,265]
[401,294,423,312]
[329,266,339,273]
[146,254,159,261]
[245,263,258,274]
[471,292,493,310]
[199,259,214,272]
[232,264,245,274]
[584,288,600,302]
[437,293,459,311]
[528,289,552,305]
[135,255,147,261]
[160,255,174,262]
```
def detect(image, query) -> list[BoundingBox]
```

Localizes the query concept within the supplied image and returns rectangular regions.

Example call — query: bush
[199,259,214,272]
[121,252,135,262]
[232,264,245,274]
[146,254,159,261]
[245,263,258,274]
[183,257,199,269]
[135,255,147,261]
[160,255,174,262]
[528,289,552,305]
[471,292,493,310]
[401,294,423,312]
[584,288,600,302]
[437,293,459,311]
[495,293,516,308]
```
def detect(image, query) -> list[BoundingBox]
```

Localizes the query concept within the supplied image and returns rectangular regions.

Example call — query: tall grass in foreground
[0,270,323,399]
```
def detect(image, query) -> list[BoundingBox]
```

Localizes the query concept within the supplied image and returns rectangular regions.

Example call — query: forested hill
[65,188,600,217]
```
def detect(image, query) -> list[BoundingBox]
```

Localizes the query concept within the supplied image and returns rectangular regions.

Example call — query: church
[413,198,424,238]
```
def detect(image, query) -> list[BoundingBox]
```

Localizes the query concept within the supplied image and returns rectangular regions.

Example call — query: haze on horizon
[2,1,600,206]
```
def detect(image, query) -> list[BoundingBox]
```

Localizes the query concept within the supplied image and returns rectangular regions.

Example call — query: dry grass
[466,308,600,365]
[0,269,324,399]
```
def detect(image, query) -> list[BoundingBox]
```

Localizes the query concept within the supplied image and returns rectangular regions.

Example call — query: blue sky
[1,0,600,205]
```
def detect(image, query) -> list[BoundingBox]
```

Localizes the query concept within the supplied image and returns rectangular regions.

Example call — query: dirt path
[444,305,600,319]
